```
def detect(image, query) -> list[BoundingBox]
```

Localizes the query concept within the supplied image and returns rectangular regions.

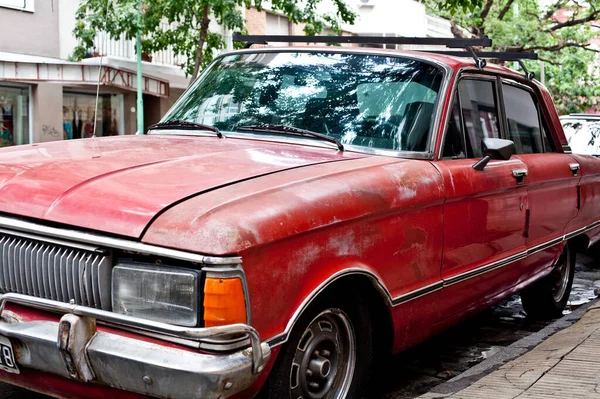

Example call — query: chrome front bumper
[0,293,270,399]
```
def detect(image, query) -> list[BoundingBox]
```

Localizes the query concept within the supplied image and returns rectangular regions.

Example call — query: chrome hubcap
[552,247,571,303]
[290,309,356,399]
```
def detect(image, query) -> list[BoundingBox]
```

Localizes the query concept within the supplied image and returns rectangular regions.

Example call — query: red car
[0,38,599,399]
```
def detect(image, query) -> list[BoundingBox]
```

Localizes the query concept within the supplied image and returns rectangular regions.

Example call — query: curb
[422,297,600,397]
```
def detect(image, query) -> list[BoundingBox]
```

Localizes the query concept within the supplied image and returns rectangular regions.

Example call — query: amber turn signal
[203,277,247,327]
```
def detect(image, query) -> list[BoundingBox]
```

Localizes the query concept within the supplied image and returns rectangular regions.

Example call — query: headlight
[112,263,200,327]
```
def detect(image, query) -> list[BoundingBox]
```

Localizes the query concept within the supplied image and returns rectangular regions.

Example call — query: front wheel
[521,243,575,319]
[261,292,374,398]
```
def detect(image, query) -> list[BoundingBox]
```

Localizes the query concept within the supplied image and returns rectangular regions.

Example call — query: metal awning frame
[0,60,170,98]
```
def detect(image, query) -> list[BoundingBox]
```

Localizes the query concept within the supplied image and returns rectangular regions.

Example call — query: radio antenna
[92,0,110,139]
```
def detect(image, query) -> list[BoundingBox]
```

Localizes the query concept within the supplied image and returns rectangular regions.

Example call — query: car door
[435,76,529,319]
[500,81,580,280]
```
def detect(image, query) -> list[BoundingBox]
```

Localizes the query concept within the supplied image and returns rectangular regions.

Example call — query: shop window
[0,85,30,148]
[63,93,124,140]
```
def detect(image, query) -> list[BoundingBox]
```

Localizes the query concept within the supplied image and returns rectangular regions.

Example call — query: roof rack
[232,34,492,48]
[232,35,538,80]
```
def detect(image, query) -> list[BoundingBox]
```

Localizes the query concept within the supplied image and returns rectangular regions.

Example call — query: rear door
[435,76,529,319]
[499,81,580,280]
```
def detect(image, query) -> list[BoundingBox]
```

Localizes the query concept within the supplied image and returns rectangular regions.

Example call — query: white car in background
[561,114,600,156]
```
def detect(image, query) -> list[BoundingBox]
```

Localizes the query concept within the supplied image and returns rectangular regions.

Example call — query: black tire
[521,244,575,319]
[260,290,375,399]
[585,241,600,265]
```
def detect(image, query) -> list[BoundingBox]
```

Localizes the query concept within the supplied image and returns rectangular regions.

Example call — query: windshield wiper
[236,124,344,151]
[148,120,223,138]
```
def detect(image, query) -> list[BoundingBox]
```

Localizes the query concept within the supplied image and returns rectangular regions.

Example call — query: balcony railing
[93,22,187,67]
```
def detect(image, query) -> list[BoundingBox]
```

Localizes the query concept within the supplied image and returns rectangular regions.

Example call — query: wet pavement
[0,251,598,398]
[379,250,600,399]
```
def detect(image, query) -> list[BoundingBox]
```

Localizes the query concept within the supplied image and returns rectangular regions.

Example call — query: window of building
[458,79,501,158]
[266,12,290,46]
[502,84,544,154]
[0,84,30,148]
[63,92,124,140]
[0,0,34,12]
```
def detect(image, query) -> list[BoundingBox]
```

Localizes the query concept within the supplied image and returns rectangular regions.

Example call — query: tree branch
[542,0,568,20]
[478,0,494,30]
[515,42,600,52]
[538,56,560,65]
[497,0,515,21]
[546,10,600,31]
[191,3,210,81]
[450,20,468,38]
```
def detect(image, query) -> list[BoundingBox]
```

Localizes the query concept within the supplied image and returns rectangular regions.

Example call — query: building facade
[0,0,452,149]
[0,0,186,149]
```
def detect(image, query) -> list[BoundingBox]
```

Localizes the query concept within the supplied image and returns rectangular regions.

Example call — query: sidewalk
[420,301,600,399]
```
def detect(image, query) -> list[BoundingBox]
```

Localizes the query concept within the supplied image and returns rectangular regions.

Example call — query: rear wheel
[521,244,575,319]
[262,291,374,398]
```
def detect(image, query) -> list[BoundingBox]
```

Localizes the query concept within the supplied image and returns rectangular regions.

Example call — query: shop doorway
[63,92,125,140]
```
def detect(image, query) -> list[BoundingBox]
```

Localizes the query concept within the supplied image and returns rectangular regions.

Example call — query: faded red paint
[0,48,599,398]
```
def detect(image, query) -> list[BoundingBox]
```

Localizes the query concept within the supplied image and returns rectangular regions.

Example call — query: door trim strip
[265,218,599,347]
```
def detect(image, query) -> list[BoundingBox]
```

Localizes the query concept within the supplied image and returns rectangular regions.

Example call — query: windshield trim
[154,48,453,160]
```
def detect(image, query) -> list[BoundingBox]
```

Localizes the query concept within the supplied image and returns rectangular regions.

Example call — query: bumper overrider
[0,293,271,398]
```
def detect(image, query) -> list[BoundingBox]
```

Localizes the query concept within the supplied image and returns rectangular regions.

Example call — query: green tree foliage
[426,0,600,113]
[73,0,357,81]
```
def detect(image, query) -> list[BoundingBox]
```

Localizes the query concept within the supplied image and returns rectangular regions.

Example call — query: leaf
[74,0,357,83]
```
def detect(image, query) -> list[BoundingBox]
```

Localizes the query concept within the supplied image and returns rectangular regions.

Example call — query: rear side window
[458,79,501,158]
[502,84,543,154]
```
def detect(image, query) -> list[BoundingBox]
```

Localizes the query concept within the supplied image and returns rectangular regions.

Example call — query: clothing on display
[63,93,124,139]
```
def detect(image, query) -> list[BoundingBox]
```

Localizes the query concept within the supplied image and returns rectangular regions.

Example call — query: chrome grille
[0,232,112,310]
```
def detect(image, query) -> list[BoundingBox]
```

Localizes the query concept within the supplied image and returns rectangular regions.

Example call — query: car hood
[0,135,362,237]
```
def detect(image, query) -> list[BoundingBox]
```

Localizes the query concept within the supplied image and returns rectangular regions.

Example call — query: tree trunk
[191,4,211,82]
[477,0,494,36]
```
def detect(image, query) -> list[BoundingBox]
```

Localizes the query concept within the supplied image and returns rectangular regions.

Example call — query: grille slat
[84,254,94,308]
[35,244,44,298]
[18,242,26,294]
[7,239,16,292]
[0,233,112,310]
[90,256,101,308]
[0,237,7,291]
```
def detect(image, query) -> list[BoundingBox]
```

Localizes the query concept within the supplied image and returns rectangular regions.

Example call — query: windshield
[562,119,600,155]
[161,51,445,152]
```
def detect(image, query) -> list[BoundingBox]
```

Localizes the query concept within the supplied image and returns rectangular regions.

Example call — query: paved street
[0,251,598,399]
[419,300,600,398]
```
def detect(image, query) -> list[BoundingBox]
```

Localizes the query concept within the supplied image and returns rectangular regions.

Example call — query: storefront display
[0,84,30,148]
[63,93,124,140]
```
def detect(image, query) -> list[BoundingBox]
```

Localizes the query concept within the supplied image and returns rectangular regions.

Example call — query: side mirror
[473,138,515,171]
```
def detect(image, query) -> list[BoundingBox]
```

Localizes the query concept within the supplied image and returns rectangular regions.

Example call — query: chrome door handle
[512,169,528,184]
[569,163,580,176]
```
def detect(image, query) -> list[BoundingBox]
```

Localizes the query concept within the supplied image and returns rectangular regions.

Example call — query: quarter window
[442,99,465,158]
[458,80,501,158]
[502,84,543,154]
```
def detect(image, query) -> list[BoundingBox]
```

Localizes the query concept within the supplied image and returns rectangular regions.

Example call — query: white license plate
[0,336,18,374]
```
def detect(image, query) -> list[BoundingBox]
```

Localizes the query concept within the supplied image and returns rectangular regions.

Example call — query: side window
[458,79,501,158]
[442,98,465,158]
[502,84,543,154]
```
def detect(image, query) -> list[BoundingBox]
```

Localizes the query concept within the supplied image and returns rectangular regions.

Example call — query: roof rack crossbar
[233,34,492,48]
